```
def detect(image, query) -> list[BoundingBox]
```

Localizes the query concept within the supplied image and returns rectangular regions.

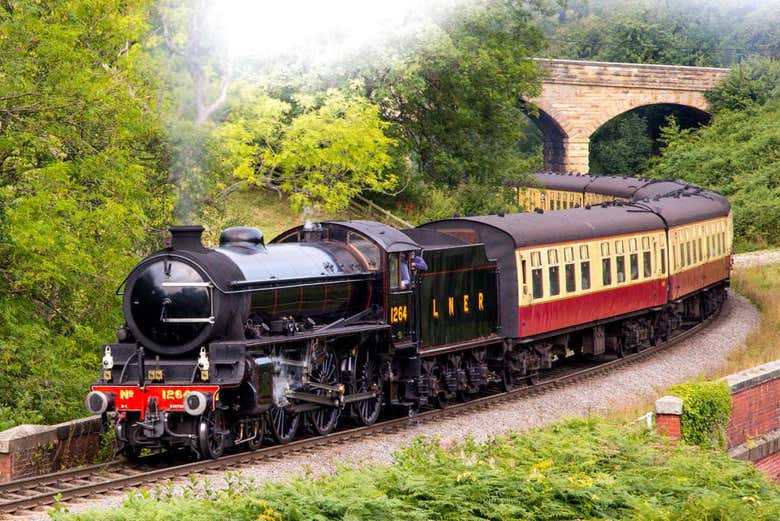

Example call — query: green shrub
[55,417,780,521]
[668,380,732,449]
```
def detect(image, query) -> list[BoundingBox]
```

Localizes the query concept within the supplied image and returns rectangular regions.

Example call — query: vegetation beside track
[727,265,780,374]
[54,417,780,521]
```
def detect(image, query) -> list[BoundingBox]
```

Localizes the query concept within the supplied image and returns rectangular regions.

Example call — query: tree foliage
[370,0,545,187]
[706,58,780,114]
[0,0,171,426]
[589,113,653,175]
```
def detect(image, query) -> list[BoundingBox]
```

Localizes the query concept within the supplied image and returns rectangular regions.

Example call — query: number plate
[147,369,164,381]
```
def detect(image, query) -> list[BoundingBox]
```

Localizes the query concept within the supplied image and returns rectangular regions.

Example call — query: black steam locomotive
[86,175,732,459]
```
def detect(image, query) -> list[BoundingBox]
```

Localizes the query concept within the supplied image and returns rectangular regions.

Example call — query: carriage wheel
[307,347,340,436]
[354,349,382,426]
[198,409,225,459]
[269,406,300,444]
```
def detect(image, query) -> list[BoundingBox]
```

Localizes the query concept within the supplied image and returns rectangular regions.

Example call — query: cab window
[388,254,400,289]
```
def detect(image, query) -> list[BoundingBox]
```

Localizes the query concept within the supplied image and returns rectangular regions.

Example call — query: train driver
[400,253,428,289]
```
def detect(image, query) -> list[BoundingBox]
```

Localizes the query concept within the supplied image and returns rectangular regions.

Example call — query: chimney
[169,225,206,252]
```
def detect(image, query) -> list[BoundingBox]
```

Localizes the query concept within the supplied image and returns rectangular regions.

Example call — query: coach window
[660,247,666,274]
[615,240,625,283]
[579,245,591,291]
[548,249,560,296]
[601,242,612,286]
[629,238,637,253]
[531,251,543,299]
[564,247,576,292]
[686,241,692,266]
[630,253,639,280]
[698,238,703,262]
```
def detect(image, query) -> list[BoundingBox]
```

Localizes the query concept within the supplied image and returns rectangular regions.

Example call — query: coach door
[387,251,416,346]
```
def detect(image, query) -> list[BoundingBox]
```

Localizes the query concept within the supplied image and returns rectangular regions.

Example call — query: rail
[0,304,723,517]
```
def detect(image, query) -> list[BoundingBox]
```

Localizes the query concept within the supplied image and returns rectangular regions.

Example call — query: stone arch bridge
[527,59,729,174]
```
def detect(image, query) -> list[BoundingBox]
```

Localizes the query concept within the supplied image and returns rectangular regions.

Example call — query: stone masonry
[528,59,730,174]
[0,416,103,482]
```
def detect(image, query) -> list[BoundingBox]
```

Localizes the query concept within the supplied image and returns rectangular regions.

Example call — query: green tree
[370,0,545,188]
[705,58,780,113]
[0,0,171,426]
[589,112,653,175]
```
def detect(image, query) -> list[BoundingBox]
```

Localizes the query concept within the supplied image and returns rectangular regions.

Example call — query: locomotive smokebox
[169,225,206,252]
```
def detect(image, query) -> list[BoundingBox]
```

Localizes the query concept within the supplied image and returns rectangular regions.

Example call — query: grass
[726,264,780,374]
[53,417,780,521]
[198,187,352,246]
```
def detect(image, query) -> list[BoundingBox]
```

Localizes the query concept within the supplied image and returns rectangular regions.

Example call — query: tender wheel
[269,406,300,444]
[246,419,264,451]
[307,347,340,436]
[422,359,449,409]
[198,409,226,459]
[354,349,382,426]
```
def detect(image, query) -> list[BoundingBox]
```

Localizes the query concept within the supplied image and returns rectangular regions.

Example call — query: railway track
[0,308,721,519]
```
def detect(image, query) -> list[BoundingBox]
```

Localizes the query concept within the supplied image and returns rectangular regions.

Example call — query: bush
[668,380,732,449]
[55,418,780,521]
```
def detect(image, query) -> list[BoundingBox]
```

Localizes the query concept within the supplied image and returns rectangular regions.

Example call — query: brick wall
[725,361,780,449]
[0,416,102,482]
[756,452,780,481]
[656,360,780,484]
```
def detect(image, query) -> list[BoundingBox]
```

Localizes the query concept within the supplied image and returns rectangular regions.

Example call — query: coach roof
[424,204,665,248]
[425,191,729,249]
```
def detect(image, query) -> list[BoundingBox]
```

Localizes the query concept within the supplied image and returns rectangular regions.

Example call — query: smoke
[166,0,475,224]
[210,0,475,67]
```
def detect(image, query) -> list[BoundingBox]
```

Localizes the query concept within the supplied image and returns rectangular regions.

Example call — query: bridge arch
[523,104,568,173]
[527,59,729,173]
[589,103,712,174]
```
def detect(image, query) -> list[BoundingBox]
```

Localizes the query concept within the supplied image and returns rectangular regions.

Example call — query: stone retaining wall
[0,416,103,482]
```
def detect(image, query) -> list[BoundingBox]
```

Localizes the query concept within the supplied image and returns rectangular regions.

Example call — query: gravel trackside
[23,289,760,520]
[733,249,780,269]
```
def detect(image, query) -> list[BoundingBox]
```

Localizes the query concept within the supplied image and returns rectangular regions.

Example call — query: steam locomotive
[86,174,732,459]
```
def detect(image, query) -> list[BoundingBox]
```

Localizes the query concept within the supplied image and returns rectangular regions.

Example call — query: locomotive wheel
[198,409,225,459]
[269,406,300,444]
[307,348,340,436]
[120,421,144,462]
[246,419,264,451]
[354,349,382,426]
